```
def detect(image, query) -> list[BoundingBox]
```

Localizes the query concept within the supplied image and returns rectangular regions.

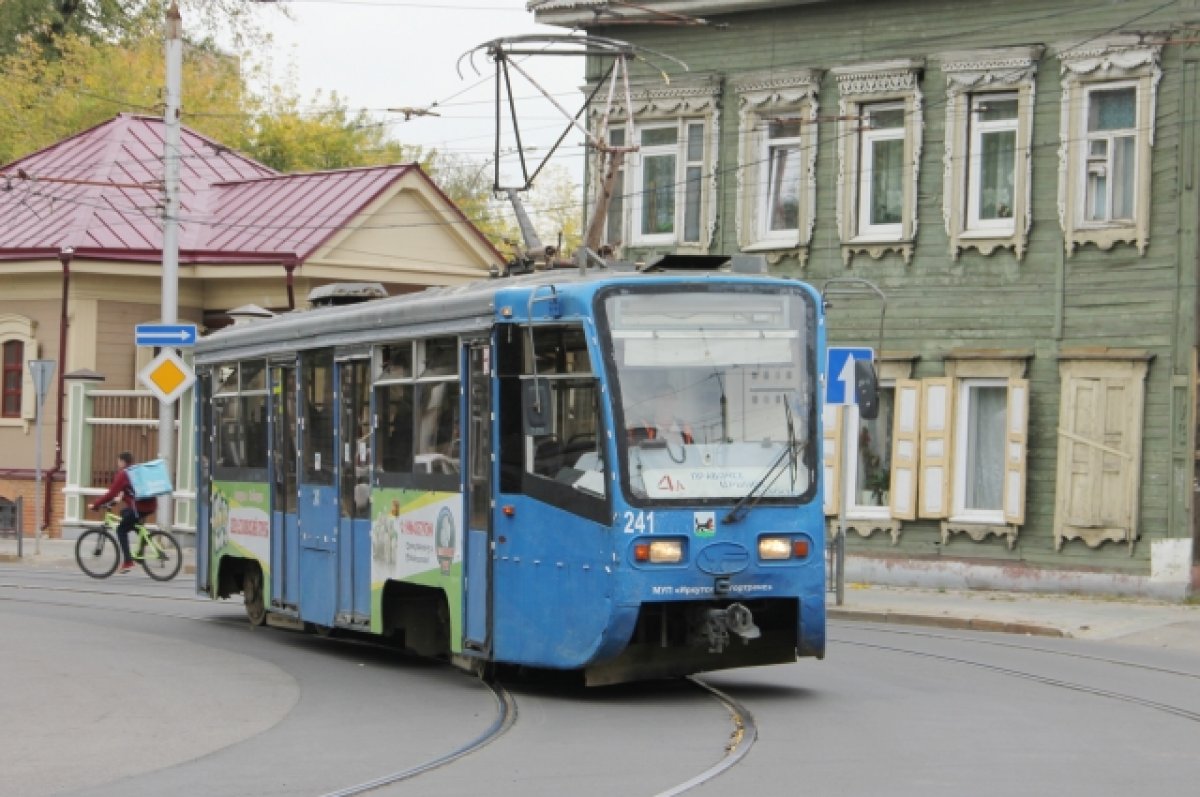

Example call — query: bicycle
[75,503,183,581]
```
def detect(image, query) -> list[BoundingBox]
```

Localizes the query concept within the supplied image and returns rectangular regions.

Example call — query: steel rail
[652,677,758,797]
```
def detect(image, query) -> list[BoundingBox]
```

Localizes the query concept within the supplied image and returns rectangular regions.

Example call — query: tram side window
[376,383,414,475]
[373,339,460,492]
[240,361,269,469]
[498,323,607,521]
[302,350,335,486]
[211,361,269,476]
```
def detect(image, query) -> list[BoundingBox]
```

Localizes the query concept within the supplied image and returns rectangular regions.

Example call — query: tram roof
[194,266,806,363]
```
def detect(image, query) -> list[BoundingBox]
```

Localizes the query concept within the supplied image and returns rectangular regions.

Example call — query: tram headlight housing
[759,535,812,560]
[758,536,793,560]
[634,538,685,564]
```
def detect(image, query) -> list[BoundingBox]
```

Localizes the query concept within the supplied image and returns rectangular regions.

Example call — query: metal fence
[89,393,161,488]
[826,526,845,605]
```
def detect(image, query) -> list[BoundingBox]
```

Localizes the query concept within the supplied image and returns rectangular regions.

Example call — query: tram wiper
[724,400,801,524]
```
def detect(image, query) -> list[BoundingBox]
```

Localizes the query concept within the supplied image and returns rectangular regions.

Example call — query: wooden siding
[585,0,1200,574]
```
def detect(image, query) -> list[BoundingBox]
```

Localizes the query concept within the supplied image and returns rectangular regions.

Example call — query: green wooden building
[532,0,1200,596]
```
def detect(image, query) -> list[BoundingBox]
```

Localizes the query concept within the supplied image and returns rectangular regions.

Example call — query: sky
[244,0,588,185]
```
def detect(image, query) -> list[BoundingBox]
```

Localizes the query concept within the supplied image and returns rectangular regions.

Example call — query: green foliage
[0,4,582,257]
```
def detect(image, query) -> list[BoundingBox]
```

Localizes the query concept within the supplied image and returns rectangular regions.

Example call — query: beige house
[0,114,504,537]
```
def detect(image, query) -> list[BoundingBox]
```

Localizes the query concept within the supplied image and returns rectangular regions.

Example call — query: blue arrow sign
[135,323,198,347]
[826,347,874,405]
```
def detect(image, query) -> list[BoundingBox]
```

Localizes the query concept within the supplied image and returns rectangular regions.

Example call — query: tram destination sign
[135,323,198,347]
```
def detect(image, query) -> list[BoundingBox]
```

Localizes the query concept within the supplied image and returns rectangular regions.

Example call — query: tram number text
[623,511,657,534]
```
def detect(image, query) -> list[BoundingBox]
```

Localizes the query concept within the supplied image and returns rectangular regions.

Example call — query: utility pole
[158,2,182,532]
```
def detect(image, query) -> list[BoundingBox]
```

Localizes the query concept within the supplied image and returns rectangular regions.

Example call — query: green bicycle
[75,503,183,581]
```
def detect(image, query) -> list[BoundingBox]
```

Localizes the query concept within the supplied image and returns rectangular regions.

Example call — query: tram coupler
[694,602,761,653]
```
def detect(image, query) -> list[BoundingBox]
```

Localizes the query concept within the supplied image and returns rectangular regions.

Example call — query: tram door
[337,355,371,625]
[463,341,493,653]
[196,371,213,593]
[297,349,338,626]
[270,363,299,609]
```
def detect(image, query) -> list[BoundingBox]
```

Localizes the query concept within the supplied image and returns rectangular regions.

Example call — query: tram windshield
[602,287,815,503]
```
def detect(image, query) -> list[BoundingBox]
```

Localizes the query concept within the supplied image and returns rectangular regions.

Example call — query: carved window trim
[939,46,1042,260]
[731,70,820,267]
[1056,37,1161,256]
[831,59,924,266]
[589,77,721,254]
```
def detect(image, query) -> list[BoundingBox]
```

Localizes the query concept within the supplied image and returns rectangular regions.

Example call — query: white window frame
[843,382,895,521]
[1057,37,1160,256]
[589,78,720,253]
[965,93,1019,233]
[939,46,1040,260]
[950,377,1008,525]
[856,103,907,241]
[832,59,923,265]
[630,121,684,247]
[1080,81,1138,226]
[732,70,819,261]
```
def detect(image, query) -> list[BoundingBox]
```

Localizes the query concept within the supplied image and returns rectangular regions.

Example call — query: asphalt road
[4,565,1200,797]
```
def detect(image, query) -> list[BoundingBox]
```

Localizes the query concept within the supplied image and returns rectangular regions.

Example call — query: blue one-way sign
[135,323,198,347]
[826,347,874,405]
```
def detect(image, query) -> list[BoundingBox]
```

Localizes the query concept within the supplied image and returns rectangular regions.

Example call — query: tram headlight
[634,539,685,564]
[758,535,813,560]
[758,537,792,560]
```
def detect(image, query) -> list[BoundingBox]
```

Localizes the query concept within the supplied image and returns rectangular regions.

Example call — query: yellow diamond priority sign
[138,349,196,404]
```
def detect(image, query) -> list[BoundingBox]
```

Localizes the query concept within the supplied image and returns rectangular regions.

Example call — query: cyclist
[90,451,157,573]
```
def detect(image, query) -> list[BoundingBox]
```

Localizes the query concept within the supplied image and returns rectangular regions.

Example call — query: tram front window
[603,288,815,503]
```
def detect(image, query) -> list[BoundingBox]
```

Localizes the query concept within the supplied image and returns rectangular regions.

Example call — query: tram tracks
[3,577,758,796]
[832,626,1200,724]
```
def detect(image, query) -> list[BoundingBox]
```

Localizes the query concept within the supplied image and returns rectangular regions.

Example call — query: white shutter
[822,403,843,516]
[889,379,920,521]
[918,378,953,519]
[1003,378,1029,525]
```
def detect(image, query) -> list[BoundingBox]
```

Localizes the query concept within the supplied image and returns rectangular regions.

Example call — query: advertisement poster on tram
[369,489,461,584]
[210,481,270,568]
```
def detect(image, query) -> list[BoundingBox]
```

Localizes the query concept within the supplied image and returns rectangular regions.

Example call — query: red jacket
[92,468,157,515]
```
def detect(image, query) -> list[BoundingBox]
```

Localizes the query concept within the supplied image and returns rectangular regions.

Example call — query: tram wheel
[243,569,267,626]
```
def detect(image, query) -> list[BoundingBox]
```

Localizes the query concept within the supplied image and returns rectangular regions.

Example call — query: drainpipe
[45,247,73,533]
[284,259,297,310]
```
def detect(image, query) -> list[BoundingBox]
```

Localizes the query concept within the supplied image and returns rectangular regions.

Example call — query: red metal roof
[0,114,495,265]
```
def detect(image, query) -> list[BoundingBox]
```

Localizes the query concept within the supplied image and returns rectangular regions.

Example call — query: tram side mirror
[522,380,552,436]
[855,360,880,421]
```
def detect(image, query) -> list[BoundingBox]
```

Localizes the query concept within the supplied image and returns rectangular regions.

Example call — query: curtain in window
[871,139,903,225]
[964,386,1006,510]
[979,130,1016,219]
[642,153,676,235]
[768,144,801,231]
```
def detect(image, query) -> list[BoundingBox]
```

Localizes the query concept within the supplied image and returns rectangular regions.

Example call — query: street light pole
[28,359,55,555]
[158,2,182,532]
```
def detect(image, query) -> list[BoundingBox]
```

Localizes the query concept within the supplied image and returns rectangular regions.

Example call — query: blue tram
[194,264,835,684]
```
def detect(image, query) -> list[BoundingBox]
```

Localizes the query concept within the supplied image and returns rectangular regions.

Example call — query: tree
[0,1,272,58]
[0,31,247,165]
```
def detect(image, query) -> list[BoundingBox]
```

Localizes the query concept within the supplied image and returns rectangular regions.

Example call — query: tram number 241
[623,511,657,534]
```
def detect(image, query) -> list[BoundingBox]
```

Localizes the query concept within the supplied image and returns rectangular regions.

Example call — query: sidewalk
[0,536,196,573]
[5,537,1200,652]
[829,582,1200,652]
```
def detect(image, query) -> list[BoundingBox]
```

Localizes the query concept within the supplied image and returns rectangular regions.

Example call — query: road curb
[828,607,1067,638]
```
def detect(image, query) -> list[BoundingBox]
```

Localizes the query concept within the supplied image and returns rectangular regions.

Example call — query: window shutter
[889,379,920,521]
[822,403,843,516]
[918,378,954,518]
[20,340,39,421]
[1003,378,1029,525]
